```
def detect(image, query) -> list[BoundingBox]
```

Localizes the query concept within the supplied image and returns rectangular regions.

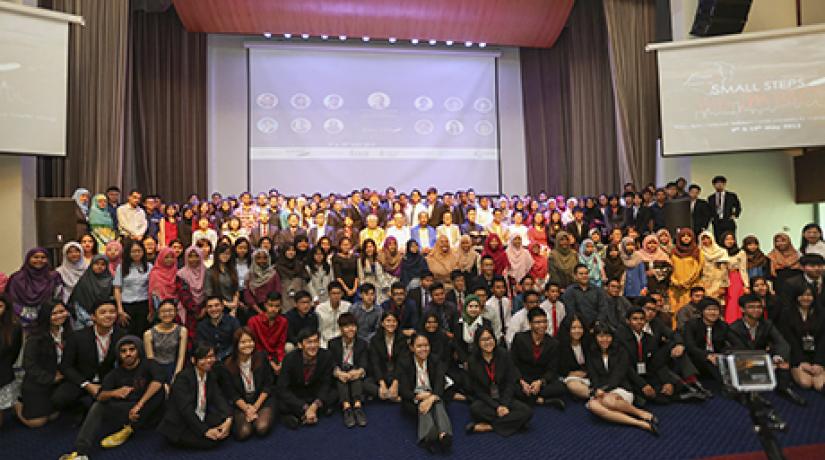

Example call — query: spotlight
[411,38,419,44]
[362,36,370,42]
[301,33,310,39]
[428,39,437,46]
[263,32,272,39]
[388,37,397,43]
[321,34,329,40]
[479,42,487,48]
[339,35,347,41]
[445,40,454,46]
[284,33,292,39]
[464,41,473,47]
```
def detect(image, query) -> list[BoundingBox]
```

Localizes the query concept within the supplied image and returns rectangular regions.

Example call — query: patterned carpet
[3,384,825,460]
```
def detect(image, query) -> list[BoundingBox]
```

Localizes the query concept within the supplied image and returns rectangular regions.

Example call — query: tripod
[739,392,787,460]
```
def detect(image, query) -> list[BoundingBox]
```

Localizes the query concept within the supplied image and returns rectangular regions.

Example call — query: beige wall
[0,156,37,274]
[801,0,825,25]
[743,0,797,31]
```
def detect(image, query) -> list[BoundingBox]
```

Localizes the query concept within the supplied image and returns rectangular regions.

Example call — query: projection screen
[650,25,825,156]
[247,44,500,194]
[0,3,79,156]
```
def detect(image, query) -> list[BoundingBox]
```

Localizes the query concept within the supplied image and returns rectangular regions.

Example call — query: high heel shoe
[647,421,660,437]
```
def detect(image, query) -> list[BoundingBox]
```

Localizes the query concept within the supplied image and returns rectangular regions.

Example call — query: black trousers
[123,301,150,337]
[277,392,337,418]
[333,377,378,405]
[75,392,164,455]
[469,399,533,437]
[52,382,94,412]
[712,218,736,243]
[166,411,227,450]
[515,379,566,404]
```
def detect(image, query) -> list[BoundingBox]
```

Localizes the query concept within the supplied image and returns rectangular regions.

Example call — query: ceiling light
[411,38,419,44]
[284,33,292,39]
[464,41,473,47]
[321,34,329,40]
[428,39,437,46]
[388,37,397,43]
[445,40,454,46]
[263,32,272,39]
[339,35,347,41]
[301,33,310,39]
[362,36,370,42]
[479,42,487,48]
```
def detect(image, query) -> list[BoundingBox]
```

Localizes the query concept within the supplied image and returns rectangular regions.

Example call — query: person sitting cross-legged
[510,307,566,410]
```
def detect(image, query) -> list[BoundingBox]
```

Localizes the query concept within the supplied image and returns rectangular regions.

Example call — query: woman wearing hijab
[506,235,534,287]
[379,236,403,281]
[56,242,87,304]
[400,240,429,289]
[547,231,578,288]
[482,233,510,277]
[669,229,704,319]
[177,247,207,341]
[656,229,675,255]
[699,231,729,302]
[619,238,646,297]
[528,243,548,289]
[72,188,91,240]
[68,254,113,329]
[104,240,123,277]
[577,239,604,288]
[768,233,801,293]
[243,249,282,310]
[427,235,459,290]
[603,243,626,287]
[456,235,480,278]
[88,194,116,250]
[742,235,770,280]
[274,243,308,312]
[637,235,673,296]
[6,248,62,330]
[719,231,749,323]
[149,248,179,317]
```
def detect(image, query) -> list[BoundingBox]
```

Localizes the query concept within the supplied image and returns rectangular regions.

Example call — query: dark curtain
[520,0,620,196]
[37,2,207,203]
[126,6,207,202]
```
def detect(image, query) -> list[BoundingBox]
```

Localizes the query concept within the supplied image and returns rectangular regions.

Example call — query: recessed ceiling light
[464,41,473,47]
[411,38,419,44]
[284,33,292,39]
[339,35,347,41]
[445,40,454,46]
[263,32,272,39]
[321,34,329,40]
[388,37,397,43]
[301,33,310,39]
[479,42,487,48]
[362,36,370,42]
[428,39,437,45]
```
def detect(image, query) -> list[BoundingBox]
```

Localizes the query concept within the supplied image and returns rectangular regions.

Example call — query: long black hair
[120,239,148,275]
[0,294,19,346]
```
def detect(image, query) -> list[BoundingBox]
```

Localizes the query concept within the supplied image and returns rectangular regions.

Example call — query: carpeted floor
[3,385,825,460]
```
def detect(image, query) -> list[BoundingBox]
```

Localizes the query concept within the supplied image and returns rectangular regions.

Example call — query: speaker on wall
[690,0,753,37]
[794,150,825,203]
[35,198,78,249]
[664,197,693,238]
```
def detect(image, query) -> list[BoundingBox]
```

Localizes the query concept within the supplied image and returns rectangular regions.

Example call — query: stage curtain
[603,0,660,188]
[520,0,620,196]
[126,6,208,202]
[37,0,130,197]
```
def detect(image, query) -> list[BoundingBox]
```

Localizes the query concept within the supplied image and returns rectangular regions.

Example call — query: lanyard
[343,344,354,364]
[240,366,254,392]
[485,360,496,384]
[551,304,558,337]
[417,361,429,388]
[95,332,110,363]
[199,378,207,410]
[705,327,714,352]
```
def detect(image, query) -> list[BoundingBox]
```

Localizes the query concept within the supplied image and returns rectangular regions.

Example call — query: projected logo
[414,119,434,135]
[475,120,494,136]
[290,118,312,134]
[290,93,312,110]
[444,97,464,112]
[368,92,391,110]
[256,93,279,109]
[445,120,464,136]
[683,62,735,94]
[324,94,344,110]
[414,96,434,112]
[324,118,344,134]
[256,117,279,134]
[474,98,493,114]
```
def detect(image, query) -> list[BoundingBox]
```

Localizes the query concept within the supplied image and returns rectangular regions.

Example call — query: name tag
[490,383,500,400]
[636,363,647,375]
[802,335,816,353]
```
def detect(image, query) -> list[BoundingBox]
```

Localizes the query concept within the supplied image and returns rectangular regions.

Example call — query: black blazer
[277,348,334,408]
[564,221,588,245]
[586,345,641,392]
[706,191,741,221]
[368,332,409,383]
[22,332,63,388]
[467,347,519,408]
[0,324,22,386]
[220,352,276,404]
[398,355,447,403]
[623,206,654,233]
[777,306,825,366]
[509,331,561,384]
[683,318,736,365]
[779,275,824,312]
[427,201,448,228]
[408,286,429,317]
[690,199,714,234]
[558,341,587,376]
[729,318,789,360]
[158,366,230,441]
[346,204,366,230]
[60,326,124,386]
[450,317,492,364]
[328,336,370,372]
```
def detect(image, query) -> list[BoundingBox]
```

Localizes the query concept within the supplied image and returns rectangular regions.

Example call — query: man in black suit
[707,176,741,242]
[778,254,825,310]
[683,298,737,381]
[249,211,280,246]
[408,271,435,318]
[275,213,308,249]
[55,300,124,412]
[363,192,389,228]
[327,198,347,229]
[277,328,336,428]
[688,184,713,237]
[729,294,806,406]
[328,313,374,428]
[425,187,448,227]
[623,193,654,235]
[346,191,367,230]
[510,308,566,409]
[564,207,588,246]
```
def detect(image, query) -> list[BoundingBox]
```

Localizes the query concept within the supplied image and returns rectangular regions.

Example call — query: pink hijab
[506,235,534,281]
[105,240,123,276]
[148,247,178,300]
[177,246,206,304]
[637,235,670,263]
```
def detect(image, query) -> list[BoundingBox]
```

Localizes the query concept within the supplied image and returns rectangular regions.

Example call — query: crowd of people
[0,176,824,459]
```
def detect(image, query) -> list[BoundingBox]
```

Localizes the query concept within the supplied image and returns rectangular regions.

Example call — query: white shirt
[476,208,494,227]
[117,204,147,238]
[437,224,461,248]
[192,228,218,250]
[316,300,352,348]
[414,358,431,393]
[196,370,207,422]
[804,241,825,259]
[407,202,428,226]
[484,296,511,340]
[505,309,530,346]
[240,359,255,394]
[539,300,566,337]
[385,225,411,251]
[341,339,355,367]
[572,344,585,366]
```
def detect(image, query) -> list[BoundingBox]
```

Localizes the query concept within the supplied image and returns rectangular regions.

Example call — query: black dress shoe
[778,388,807,406]
[343,408,356,428]
[282,414,301,430]
[693,382,713,398]
[439,432,453,452]
[353,407,367,427]
[677,389,706,402]
[465,422,476,434]
[546,398,566,411]
[647,421,660,437]
[648,415,660,426]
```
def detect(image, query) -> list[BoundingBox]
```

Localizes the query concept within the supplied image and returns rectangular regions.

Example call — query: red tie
[551,304,558,337]
[636,337,643,362]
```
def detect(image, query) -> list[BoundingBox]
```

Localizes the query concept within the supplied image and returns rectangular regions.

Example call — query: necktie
[813,280,821,296]
[458,292,464,314]
[498,298,506,334]
[551,304,558,337]
[705,326,714,352]
[717,192,723,217]
[636,336,643,362]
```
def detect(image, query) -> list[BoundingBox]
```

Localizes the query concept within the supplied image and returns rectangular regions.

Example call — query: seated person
[246,292,288,374]
[511,275,537,314]
[351,283,383,342]
[675,287,705,332]
[484,276,511,343]
[683,298,736,381]
[509,308,565,409]
[59,336,165,460]
[329,312,374,428]
[285,291,319,354]
[451,295,491,369]
[505,290,543,345]
[221,327,275,441]
[424,282,459,338]
[777,285,825,392]
[445,269,469,312]
[277,328,336,429]
[398,332,453,453]
[466,326,533,436]
[55,300,124,414]
[602,278,633,332]
[143,299,188,384]
[159,344,232,448]
[421,311,468,401]
[381,282,418,336]
[586,322,658,435]
[558,315,591,399]
[369,311,408,402]
[729,293,806,406]
[16,300,71,428]
[196,296,240,361]
[539,282,566,338]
